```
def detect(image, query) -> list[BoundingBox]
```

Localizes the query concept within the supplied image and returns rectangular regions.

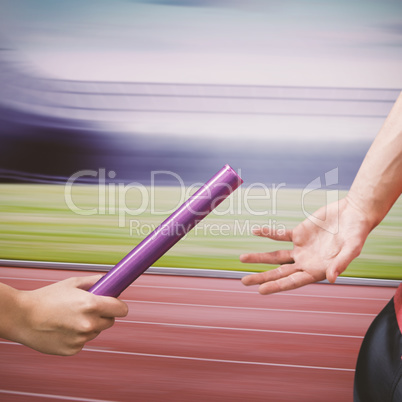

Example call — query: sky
[1,0,402,88]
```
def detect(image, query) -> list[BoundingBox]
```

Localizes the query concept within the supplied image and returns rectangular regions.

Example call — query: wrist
[345,191,380,232]
[0,284,26,343]
[12,290,37,347]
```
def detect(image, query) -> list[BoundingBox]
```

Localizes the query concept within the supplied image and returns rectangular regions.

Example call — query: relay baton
[89,165,243,297]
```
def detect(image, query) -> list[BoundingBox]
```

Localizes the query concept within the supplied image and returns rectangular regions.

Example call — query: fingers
[68,320,112,355]
[240,225,293,266]
[69,277,129,332]
[67,276,129,317]
[90,318,115,337]
[252,226,293,242]
[72,316,116,348]
[242,265,315,295]
[93,317,116,332]
[240,249,294,265]
[241,264,297,286]
[96,297,129,318]
[258,271,315,295]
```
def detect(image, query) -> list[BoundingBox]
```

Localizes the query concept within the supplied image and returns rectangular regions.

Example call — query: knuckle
[271,251,280,259]
[67,276,80,286]
[78,318,96,333]
[292,230,303,245]
[81,296,99,313]
[61,341,85,356]
[67,345,84,356]
[276,266,284,278]
[256,254,264,263]
[276,280,287,292]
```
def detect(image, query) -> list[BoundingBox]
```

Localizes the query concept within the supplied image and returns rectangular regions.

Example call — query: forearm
[0,282,25,343]
[348,91,402,229]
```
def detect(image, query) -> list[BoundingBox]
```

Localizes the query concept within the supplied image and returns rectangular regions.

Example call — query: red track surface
[0,267,396,401]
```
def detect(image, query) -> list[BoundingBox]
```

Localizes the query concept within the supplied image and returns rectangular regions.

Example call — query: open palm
[240,197,372,295]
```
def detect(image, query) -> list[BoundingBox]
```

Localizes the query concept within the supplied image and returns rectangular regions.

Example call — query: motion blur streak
[0,50,400,187]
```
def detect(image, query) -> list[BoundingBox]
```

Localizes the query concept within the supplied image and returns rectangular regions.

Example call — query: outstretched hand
[240,197,372,295]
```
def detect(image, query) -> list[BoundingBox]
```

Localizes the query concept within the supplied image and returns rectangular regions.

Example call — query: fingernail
[240,254,248,262]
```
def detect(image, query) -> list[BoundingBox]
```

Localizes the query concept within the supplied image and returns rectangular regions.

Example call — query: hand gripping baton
[89,165,243,297]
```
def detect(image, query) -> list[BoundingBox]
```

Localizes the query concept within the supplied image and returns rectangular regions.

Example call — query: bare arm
[241,91,402,294]
[0,275,128,355]
[348,92,402,228]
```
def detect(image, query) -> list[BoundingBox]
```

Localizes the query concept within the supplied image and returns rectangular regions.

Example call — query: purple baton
[89,165,243,297]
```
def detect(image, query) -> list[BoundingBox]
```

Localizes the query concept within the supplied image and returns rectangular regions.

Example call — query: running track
[0,267,396,402]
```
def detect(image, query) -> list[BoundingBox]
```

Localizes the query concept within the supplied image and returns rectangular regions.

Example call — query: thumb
[72,275,104,291]
[326,251,352,283]
[326,266,339,284]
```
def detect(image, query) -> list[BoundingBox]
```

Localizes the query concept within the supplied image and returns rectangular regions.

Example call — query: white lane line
[0,276,392,301]
[116,319,364,338]
[0,389,116,402]
[123,300,377,316]
[82,347,355,372]
[0,276,57,282]
[0,340,355,372]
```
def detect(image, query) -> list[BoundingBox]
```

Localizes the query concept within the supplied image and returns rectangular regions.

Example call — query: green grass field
[0,184,401,280]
